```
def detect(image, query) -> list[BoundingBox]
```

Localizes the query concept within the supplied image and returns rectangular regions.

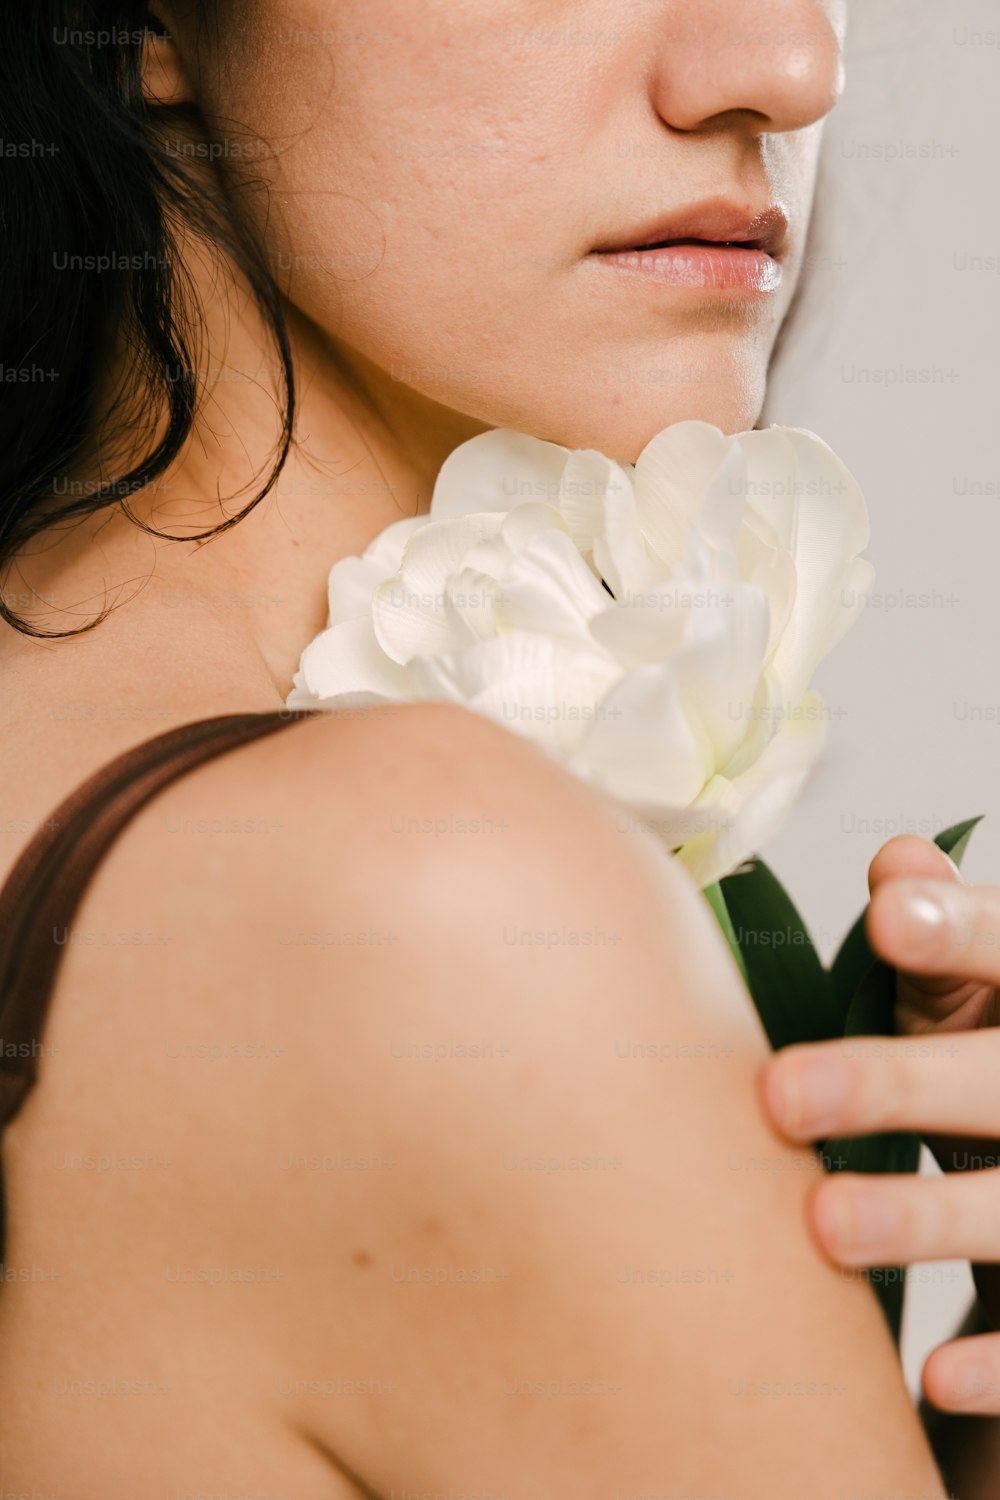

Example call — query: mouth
[590,199,789,294]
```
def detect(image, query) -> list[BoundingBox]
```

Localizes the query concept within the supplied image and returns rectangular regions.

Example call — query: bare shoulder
[103,698,711,980]
[47,699,724,1041]
[15,700,941,1495]
[36,694,754,1228]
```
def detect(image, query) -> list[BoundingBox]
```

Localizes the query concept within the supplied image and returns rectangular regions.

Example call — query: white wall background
[763,0,1000,1393]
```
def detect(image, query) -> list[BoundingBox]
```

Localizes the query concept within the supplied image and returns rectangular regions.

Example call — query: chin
[519,380,768,465]
[442,333,772,464]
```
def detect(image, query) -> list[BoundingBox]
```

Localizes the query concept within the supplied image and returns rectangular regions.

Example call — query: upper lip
[592,198,789,259]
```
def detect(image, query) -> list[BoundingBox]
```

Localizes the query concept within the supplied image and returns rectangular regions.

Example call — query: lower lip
[592,244,782,294]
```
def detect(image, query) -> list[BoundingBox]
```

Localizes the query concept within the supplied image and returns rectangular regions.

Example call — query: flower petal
[593,466,665,600]
[373,514,503,663]
[587,592,688,666]
[408,630,623,754]
[674,583,772,771]
[676,694,828,886]
[742,428,871,700]
[293,616,412,702]
[496,529,612,645]
[430,429,572,519]
[556,450,632,552]
[571,663,709,806]
[633,421,732,569]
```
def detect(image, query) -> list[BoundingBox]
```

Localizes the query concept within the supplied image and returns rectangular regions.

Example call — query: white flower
[287,421,873,887]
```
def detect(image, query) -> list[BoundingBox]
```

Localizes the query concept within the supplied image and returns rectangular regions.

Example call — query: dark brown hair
[0,2,294,636]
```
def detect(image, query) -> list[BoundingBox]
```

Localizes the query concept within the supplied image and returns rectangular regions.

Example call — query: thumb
[864,836,994,1033]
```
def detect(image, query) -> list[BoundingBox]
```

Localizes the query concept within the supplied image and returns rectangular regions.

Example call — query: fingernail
[815,1182,901,1257]
[768,1054,851,1137]
[895,884,950,956]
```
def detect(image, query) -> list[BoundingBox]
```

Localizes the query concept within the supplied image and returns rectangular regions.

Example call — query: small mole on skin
[352,1250,373,1269]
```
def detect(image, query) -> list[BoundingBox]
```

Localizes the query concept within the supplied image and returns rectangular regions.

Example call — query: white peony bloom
[287,421,873,887]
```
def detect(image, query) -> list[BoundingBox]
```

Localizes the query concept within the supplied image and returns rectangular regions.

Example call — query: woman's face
[185,0,846,461]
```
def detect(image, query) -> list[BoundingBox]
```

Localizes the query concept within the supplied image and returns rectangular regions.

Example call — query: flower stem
[703,881,750,988]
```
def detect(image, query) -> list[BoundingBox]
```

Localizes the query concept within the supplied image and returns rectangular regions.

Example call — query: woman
[0,2,995,1494]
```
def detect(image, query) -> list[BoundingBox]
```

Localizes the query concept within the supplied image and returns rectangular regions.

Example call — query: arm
[149,705,950,1497]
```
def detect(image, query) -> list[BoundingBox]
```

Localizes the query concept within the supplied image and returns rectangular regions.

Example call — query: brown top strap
[0,710,318,1129]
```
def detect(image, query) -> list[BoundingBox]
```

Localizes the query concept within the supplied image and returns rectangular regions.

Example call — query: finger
[760,1029,1000,1143]
[865,839,995,1029]
[808,1167,1000,1267]
[923,1333,1000,1415]
[866,877,1000,990]
[866,837,970,1012]
[868,834,962,896]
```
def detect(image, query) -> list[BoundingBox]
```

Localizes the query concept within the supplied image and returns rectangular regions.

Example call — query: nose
[648,2,845,136]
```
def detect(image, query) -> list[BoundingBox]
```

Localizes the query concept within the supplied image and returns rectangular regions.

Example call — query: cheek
[271,133,545,371]
[209,0,618,419]
[221,3,572,353]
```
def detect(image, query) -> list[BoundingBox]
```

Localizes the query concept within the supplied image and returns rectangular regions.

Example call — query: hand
[866,834,1000,1187]
[760,836,1000,1415]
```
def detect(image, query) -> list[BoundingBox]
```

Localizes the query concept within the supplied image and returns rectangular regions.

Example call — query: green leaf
[821,1129,918,1344]
[823,1113,921,1344]
[935,815,984,868]
[822,944,921,1341]
[830,909,874,1013]
[717,859,842,1052]
[842,950,896,1038]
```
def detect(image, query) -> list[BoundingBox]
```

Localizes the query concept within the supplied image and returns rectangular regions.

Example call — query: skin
[0,0,985,1492]
[0,707,948,1496]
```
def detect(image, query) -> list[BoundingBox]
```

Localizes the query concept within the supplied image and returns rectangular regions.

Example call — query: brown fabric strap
[0,710,318,1121]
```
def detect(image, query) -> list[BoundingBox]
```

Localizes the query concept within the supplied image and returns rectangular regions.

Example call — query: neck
[4,255,490,709]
